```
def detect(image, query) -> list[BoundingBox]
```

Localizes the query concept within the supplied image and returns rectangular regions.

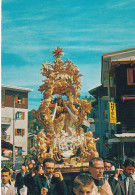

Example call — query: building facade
[89,48,135,163]
[89,85,109,158]
[1,85,32,156]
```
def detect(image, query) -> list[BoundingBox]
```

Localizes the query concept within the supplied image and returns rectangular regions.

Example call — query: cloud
[106,0,135,9]
[2,64,43,86]
[64,45,121,52]
[2,0,135,110]
[2,0,17,3]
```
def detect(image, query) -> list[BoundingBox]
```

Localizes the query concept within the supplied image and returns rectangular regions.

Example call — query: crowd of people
[1,157,135,195]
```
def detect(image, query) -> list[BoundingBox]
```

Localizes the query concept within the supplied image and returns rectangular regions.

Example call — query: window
[127,68,135,85]
[16,112,25,119]
[18,98,22,104]
[15,129,25,136]
[15,96,22,104]
[2,128,7,135]
[15,96,26,104]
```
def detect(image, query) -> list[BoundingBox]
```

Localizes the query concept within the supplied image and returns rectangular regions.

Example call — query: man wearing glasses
[88,157,113,195]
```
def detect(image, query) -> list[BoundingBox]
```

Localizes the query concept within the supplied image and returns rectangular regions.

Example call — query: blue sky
[2,0,135,110]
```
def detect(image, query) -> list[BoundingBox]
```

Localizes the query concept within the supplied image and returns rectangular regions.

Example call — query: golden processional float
[33,47,99,169]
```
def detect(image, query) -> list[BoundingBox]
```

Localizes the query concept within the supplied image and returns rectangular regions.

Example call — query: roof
[2,84,33,92]
[1,140,20,150]
[102,48,135,57]
[88,84,102,93]
[89,84,107,97]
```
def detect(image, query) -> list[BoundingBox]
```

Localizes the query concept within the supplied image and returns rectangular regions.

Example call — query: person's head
[58,150,62,155]
[28,163,34,173]
[21,164,26,173]
[73,174,94,195]
[104,160,112,171]
[25,165,29,172]
[1,167,11,185]
[43,158,55,178]
[31,160,35,165]
[12,164,15,168]
[89,157,104,180]
[35,164,44,176]
[123,158,135,177]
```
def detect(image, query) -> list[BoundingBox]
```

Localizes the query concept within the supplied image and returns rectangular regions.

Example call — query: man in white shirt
[1,167,15,195]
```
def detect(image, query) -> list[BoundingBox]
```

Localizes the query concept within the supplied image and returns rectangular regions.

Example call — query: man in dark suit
[34,158,67,195]
[15,164,28,195]
[104,159,115,181]
[24,163,35,195]
[1,167,15,195]
[109,158,135,195]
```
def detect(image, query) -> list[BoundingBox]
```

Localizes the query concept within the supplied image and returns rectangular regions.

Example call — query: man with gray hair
[88,157,113,195]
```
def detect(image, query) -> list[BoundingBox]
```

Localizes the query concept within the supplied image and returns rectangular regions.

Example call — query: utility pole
[13,95,15,165]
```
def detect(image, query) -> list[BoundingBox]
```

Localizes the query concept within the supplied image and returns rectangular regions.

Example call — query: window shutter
[15,129,17,136]
[16,112,18,119]
[15,96,18,104]
[22,97,25,104]
[22,112,25,119]
[22,129,25,136]
[127,68,135,85]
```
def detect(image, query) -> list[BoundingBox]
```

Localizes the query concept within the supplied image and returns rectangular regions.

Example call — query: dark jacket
[33,174,67,195]
[24,173,35,195]
[15,172,28,195]
[109,174,135,195]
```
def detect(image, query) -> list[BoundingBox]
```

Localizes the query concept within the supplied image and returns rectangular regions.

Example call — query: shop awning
[108,133,135,143]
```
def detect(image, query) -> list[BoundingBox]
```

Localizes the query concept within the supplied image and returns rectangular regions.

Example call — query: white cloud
[106,0,135,9]
[2,64,43,86]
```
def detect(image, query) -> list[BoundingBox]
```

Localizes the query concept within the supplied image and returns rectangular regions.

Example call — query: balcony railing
[1,135,10,141]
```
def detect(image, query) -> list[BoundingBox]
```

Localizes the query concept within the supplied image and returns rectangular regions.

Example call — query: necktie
[47,178,51,189]
[124,178,127,195]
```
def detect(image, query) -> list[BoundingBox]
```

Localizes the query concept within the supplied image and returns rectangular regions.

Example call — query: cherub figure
[86,131,99,159]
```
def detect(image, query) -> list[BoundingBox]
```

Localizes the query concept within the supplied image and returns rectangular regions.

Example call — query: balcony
[1,135,10,142]
[1,117,11,125]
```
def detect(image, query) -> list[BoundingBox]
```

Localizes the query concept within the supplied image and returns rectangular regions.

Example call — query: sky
[2,0,135,111]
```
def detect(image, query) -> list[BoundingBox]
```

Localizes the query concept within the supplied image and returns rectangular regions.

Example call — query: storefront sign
[109,102,117,123]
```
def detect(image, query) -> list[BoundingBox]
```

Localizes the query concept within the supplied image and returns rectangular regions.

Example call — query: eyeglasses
[104,166,111,168]
[93,167,104,170]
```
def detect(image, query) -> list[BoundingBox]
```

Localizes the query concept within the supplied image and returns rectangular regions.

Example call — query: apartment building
[1,85,32,156]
